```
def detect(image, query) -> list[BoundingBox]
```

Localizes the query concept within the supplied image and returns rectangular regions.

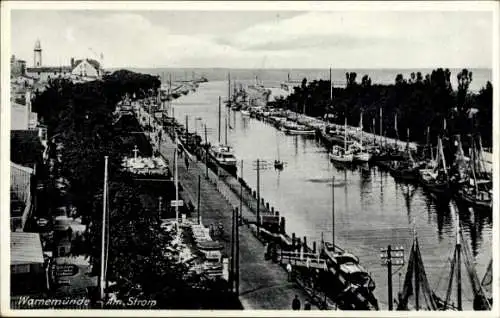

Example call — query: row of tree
[270,68,492,147]
[32,70,238,308]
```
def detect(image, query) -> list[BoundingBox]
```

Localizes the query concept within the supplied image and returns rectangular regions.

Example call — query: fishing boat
[390,129,419,182]
[274,132,284,170]
[419,137,450,195]
[240,109,251,117]
[352,111,372,162]
[397,201,492,311]
[208,144,237,171]
[452,134,492,212]
[330,119,354,163]
[283,123,316,135]
[321,174,378,310]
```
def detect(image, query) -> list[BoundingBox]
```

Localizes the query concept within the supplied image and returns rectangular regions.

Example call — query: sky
[10,9,494,69]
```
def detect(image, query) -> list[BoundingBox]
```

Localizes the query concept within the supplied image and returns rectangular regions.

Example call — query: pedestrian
[292,295,301,310]
[304,300,311,310]
[286,263,292,282]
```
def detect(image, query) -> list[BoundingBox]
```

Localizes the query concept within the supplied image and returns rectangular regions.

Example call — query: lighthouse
[34,39,42,67]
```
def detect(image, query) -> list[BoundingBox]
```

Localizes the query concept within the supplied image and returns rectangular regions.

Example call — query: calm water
[170,81,492,310]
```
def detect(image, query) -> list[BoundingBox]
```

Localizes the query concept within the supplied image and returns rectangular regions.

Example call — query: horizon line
[106,66,493,70]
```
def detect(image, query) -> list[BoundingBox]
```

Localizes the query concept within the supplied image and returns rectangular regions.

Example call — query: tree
[457,68,473,112]
[395,74,405,86]
[361,75,372,88]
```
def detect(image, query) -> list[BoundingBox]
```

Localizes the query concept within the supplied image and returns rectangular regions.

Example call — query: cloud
[10,10,493,69]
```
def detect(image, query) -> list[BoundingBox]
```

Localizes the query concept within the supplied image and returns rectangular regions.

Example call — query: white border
[1,1,498,317]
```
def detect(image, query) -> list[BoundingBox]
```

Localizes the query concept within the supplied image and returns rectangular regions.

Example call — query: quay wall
[132,100,341,309]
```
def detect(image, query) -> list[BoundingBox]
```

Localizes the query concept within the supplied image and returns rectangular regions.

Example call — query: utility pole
[240,160,243,222]
[230,207,235,289]
[174,133,179,229]
[197,175,201,224]
[235,207,240,295]
[380,245,404,310]
[185,115,189,144]
[331,175,335,251]
[256,159,260,235]
[218,96,221,143]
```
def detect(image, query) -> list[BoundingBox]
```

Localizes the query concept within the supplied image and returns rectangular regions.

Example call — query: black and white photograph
[1,1,498,314]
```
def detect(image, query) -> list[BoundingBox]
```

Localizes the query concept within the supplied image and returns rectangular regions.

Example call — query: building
[25,40,102,81]
[11,55,27,78]
[10,232,47,298]
[71,58,102,78]
[10,162,34,231]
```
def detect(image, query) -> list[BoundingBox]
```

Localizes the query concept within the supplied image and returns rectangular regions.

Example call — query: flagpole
[100,156,108,301]
[175,132,179,229]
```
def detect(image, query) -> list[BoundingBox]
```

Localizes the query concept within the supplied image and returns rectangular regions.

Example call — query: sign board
[54,264,79,277]
[261,215,279,224]
[170,200,184,207]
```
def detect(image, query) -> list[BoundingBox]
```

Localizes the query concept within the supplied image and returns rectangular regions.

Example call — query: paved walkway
[154,120,316,309]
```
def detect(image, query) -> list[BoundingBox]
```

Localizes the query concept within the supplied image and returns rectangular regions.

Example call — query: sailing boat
[396,232,445,310]
[352,111,372,162]
[330,118,354,163]
[397,201,492,311]
[274,131,284,170]
[419,136,450,195]
[208,97,237,175]
[390,128,418,182]
[453,134,492,211]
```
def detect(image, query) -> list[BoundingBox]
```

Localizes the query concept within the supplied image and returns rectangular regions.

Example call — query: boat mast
[228,72,231,106]
[426,126,430,159]
[218,96,221,144]
[344,117,347,152]
[439,137,448,179]
[225,117,228,145]
[379,107,383,150]
[100,156,109,301]
[329,67,333,101]
[360,111,363,151]
[394,113,398,148]
[276,131,280,162]
[470,136,479,194]
[455,202,462,310]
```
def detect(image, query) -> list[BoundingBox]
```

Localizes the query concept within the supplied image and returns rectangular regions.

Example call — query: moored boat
[208,144,238,173]
[330,118,354,164]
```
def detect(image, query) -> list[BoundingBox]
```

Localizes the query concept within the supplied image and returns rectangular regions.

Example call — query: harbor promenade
[155,117,317,309]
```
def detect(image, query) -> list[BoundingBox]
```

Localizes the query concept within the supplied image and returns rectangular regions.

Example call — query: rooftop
[26,66,72,73]
[11,232,44,265]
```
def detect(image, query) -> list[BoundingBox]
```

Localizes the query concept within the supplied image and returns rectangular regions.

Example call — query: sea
[119,67,492,93]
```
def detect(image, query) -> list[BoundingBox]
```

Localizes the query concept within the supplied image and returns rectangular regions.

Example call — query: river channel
[169,81,492,310]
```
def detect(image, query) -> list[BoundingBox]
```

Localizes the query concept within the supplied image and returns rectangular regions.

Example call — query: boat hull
[390,167,419,182]
[454,187,492,212]
[285,129,316,135]
[354,152,371,162]
[329,153,354,163]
